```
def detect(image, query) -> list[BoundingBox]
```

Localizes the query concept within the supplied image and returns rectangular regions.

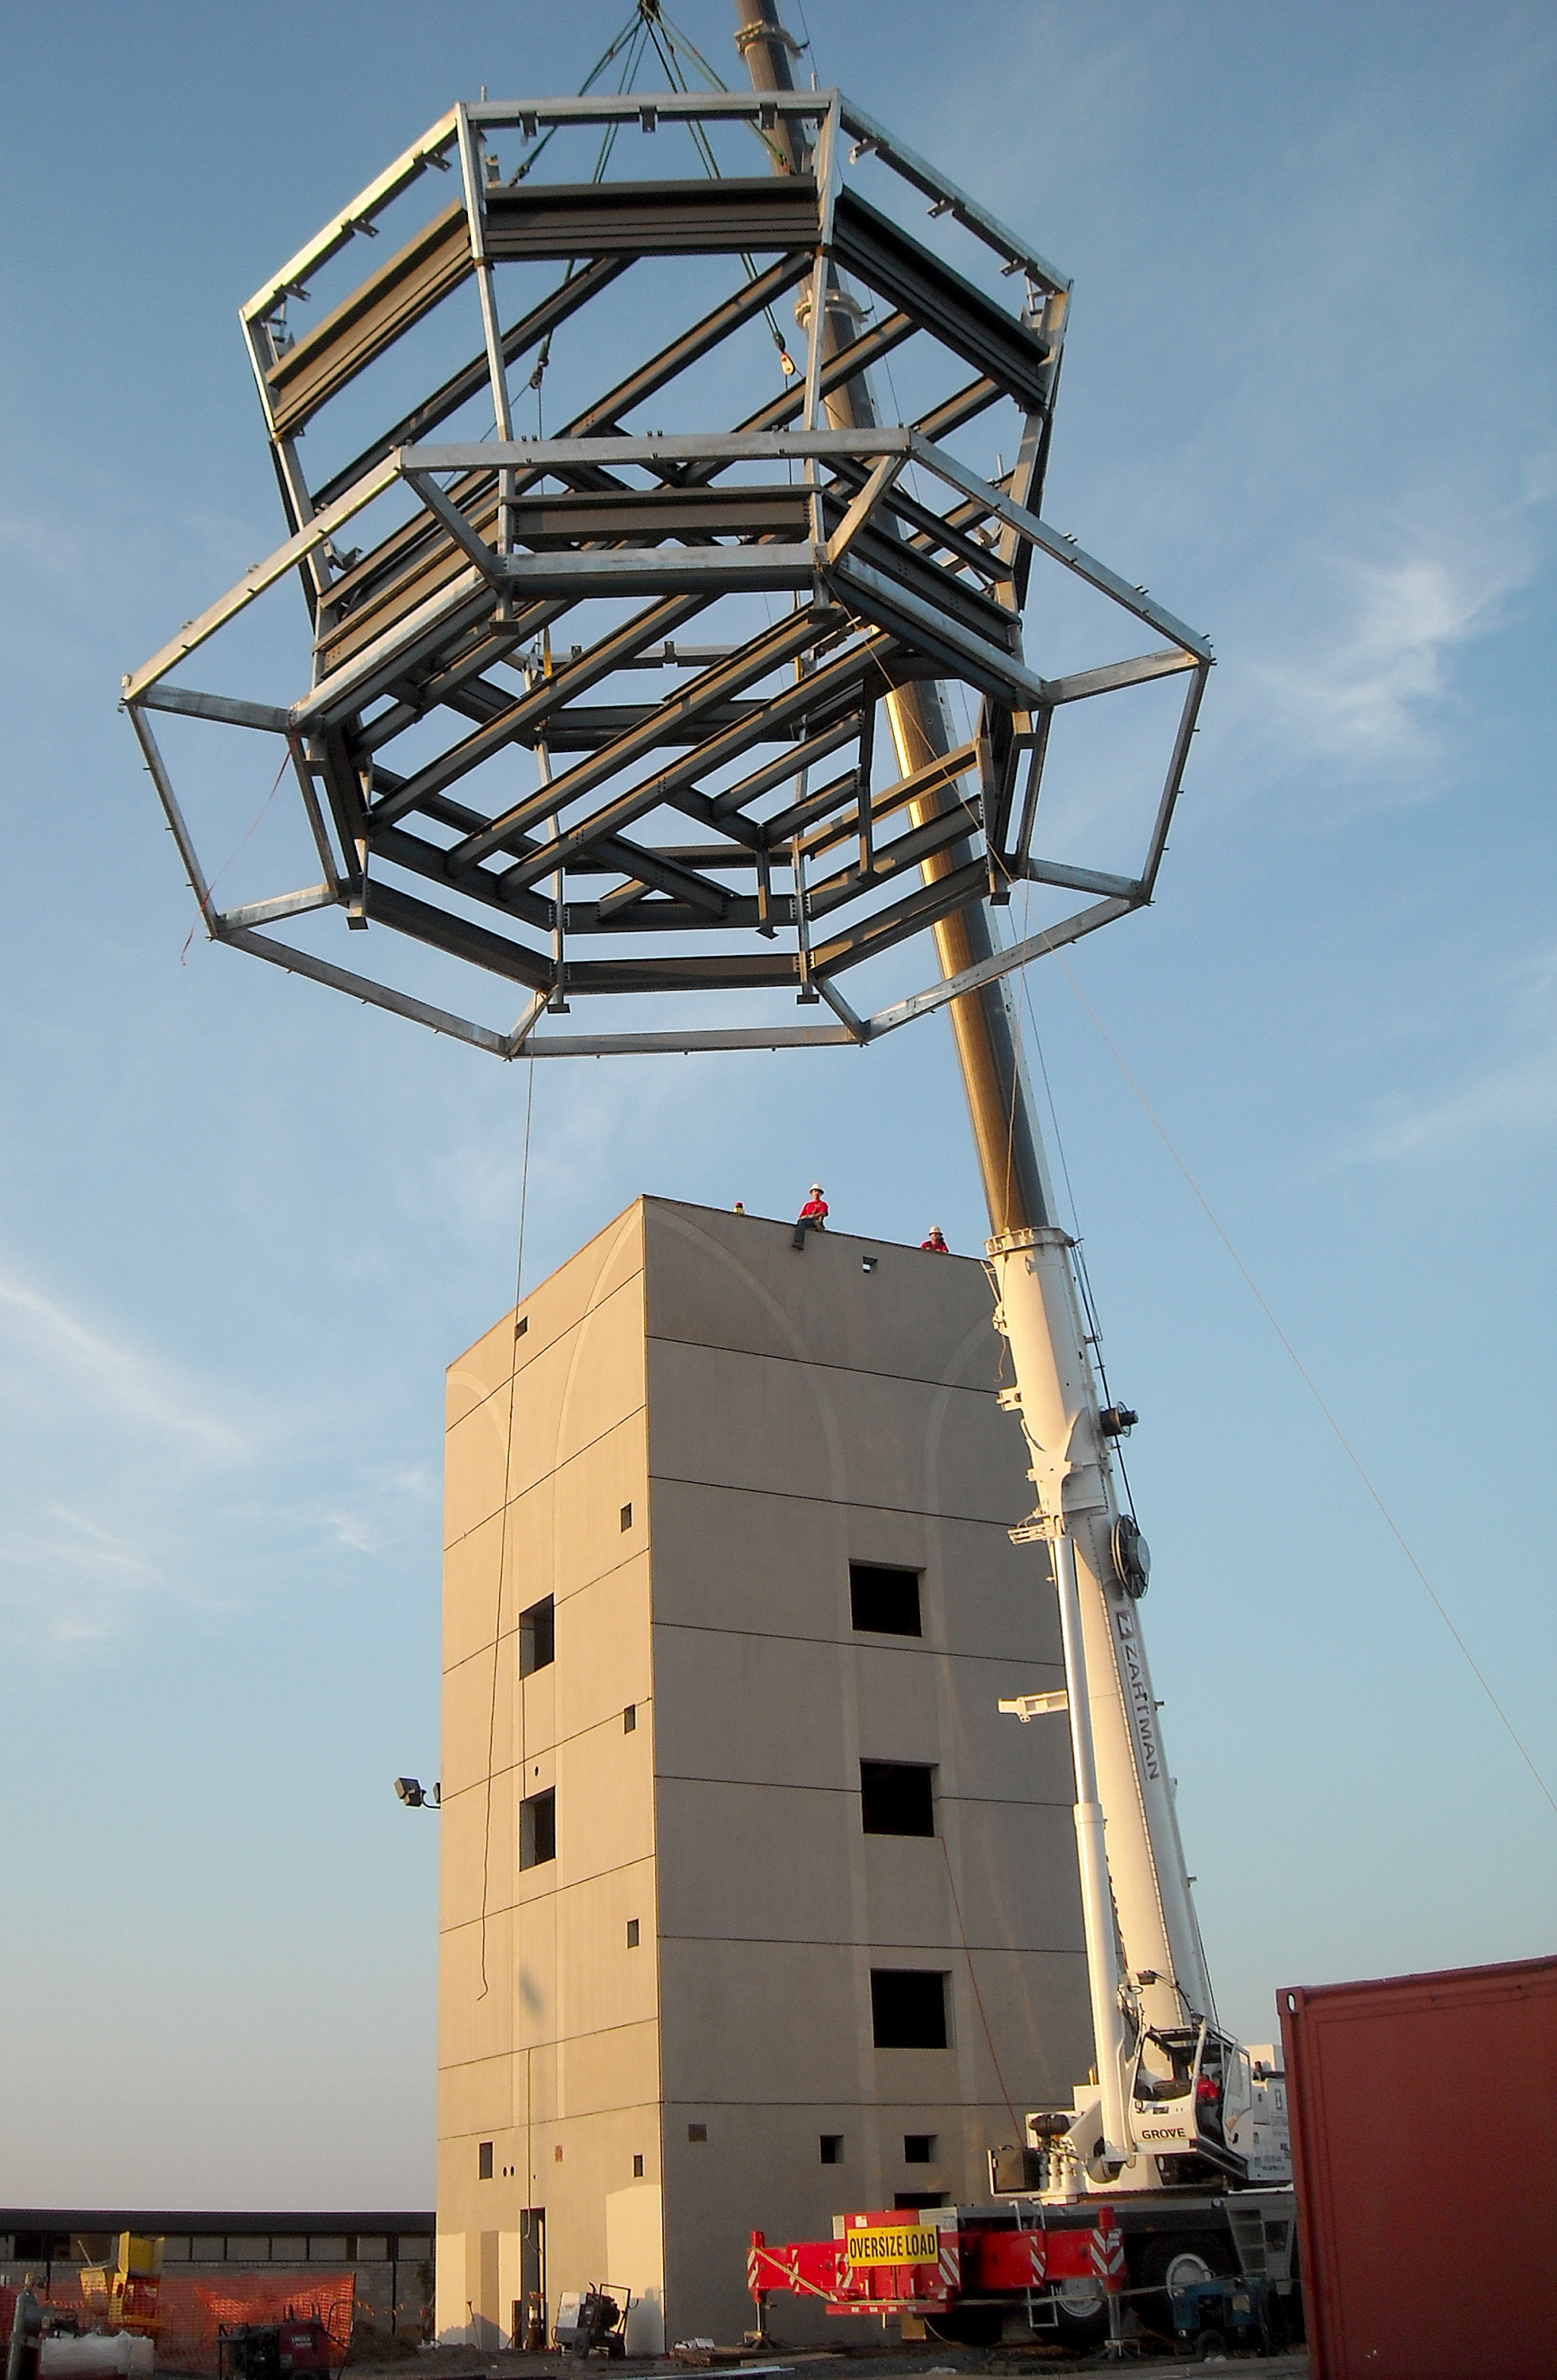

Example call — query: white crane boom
[737,0,1271,2197]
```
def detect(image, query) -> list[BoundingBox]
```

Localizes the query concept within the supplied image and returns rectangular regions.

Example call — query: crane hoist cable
[645,7,799,374]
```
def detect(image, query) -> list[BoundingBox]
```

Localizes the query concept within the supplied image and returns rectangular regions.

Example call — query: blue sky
[1,1,1552,2208]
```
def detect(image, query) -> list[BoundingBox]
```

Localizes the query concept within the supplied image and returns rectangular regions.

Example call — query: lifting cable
[937,538,1551,1808]
[939,1835,1021,2133]
[644,2,798,371]
[1011,913,1557,1823]
[176,747,292,965]
[476,1042,539,2000]
[523,8,651,419]
[520,1,799,421]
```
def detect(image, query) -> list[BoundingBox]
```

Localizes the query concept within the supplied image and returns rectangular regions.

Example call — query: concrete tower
[435,1198,1091,2347]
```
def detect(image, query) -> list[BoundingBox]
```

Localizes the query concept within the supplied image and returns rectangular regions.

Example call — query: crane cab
[1129,2021,1251,2182]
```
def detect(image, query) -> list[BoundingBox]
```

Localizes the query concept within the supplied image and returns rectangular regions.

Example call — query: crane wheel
[1051,2296,1109,2351]
[1136,2232,1233,2341]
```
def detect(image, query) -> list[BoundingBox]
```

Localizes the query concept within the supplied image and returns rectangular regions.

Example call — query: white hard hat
[811,1182,823,1193]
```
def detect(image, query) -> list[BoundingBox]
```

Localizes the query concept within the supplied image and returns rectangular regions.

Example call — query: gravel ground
[337,2346,1310,2380]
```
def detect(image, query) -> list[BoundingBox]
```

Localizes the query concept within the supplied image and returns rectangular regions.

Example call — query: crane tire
[1135,2232,1233,2340]
[1052,2297,1109,2351]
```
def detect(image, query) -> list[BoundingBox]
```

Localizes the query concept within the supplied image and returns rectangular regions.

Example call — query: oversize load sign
[845,2225,940,2266]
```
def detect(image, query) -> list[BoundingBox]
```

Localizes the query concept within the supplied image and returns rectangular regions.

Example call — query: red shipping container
[1279,1954,1556,2380]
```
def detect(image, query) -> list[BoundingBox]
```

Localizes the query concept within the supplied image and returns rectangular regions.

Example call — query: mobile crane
[121,0,1299,2344]
[736,0,1297,2345]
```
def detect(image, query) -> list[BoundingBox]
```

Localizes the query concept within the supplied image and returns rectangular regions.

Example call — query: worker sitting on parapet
[792,1183,828,1250]
[920,1225,949,1253]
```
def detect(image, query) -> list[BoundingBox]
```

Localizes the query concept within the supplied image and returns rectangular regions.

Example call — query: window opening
[632,2155,644,2179]
[849,1562,922,1637]
[688,2123,708,2143]
[861,1760,935,1836]
[620,1503,633,1531]
[520,1595,554,1677]
[623,1704,636,1733]
[520,1787,556,1870]
[895,2191,948,2209]
[903,2133,938,2164]
[871,1968,949,2049]
[819,2134,843,2164]
[626,1918,640,1948]
[477,2142,493,2181]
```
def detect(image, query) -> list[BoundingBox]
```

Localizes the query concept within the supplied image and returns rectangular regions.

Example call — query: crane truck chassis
[748,2186,1301,2350]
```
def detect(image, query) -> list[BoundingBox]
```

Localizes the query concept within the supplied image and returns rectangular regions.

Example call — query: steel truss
[123,86,1210,1061]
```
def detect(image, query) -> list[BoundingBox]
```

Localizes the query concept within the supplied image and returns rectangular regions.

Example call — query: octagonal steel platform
[124,86,1210,1060]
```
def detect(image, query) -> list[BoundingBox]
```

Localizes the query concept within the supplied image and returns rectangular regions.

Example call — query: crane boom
[737,0,1241,2191]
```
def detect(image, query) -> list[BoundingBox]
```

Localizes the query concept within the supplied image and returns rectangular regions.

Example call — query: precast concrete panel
[439,1200,1091,2347]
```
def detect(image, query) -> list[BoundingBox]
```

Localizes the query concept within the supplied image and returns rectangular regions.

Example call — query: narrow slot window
[520,1595,554,1678]
[520,1787,556,1870]
[626,1918,640,1948]
[477,2142,493,2181]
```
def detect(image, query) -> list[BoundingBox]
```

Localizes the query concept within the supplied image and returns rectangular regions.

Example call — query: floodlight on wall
[393,1775,442,1808]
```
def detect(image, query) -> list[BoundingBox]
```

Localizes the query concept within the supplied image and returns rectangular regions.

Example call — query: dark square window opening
[520,1787,556,1870]
[626,1918,640,1948]
[516,1314,528,1338]
[819,2134,844,2165]
[477,2141,493,2181]
[871,1967,949,2049]
[895,2191,948,2209]
[687,2122,708,2144]
[849,1562,922,1637]
[520,1595,554,1678]
[903,2132,938,2164]
[861,1760,935,1837]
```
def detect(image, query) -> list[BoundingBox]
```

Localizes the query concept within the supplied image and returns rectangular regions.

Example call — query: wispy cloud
[0,1261,263,1647]
[1244,512,1544,777]
[1357,947,1557,1166]
[0,1268,244,1457]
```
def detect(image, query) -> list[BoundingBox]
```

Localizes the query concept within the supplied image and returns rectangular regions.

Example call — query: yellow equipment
[73,2237,163,2338]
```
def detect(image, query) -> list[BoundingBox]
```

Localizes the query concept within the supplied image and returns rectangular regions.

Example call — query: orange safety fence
[2,2275,355,2377]
[157,2274,355,2375]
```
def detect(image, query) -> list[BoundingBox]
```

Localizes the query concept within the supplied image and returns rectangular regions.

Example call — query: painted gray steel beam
[310,256,632,512]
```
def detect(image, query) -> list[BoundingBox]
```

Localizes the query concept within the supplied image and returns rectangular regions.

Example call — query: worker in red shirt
[920,1226,949,1253]
[792,1182,828,1250]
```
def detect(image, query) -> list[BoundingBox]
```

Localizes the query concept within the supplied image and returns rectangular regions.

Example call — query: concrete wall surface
[437,1199,1090,2348]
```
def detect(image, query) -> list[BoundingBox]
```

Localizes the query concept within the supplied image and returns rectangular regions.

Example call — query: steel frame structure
[123,85,1210,1061]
